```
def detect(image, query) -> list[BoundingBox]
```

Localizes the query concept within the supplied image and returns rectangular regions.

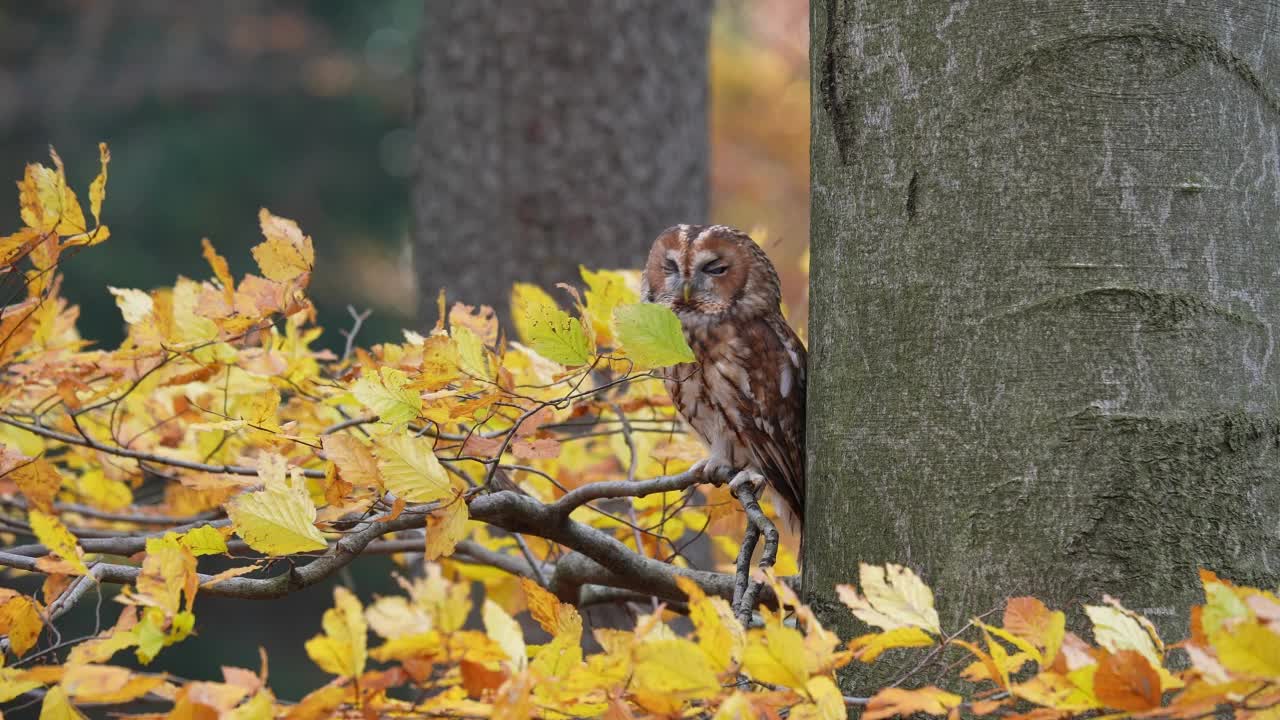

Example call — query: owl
[641,224,806,535]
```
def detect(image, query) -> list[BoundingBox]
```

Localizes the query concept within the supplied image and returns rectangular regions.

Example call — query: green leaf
[612,303,695,368]
[524,301,592,367]
[352,367,421,425]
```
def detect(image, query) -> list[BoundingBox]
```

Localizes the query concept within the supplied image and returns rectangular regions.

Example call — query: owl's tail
[767,486,804,570]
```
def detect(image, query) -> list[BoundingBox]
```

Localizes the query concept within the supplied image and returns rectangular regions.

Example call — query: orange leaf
[1093,649,1162,712]
[519,578,581,640]
[511,437,561,460]
[201,237,236,304]
[864,686,963,720]
[322,435,382,491]
[460,659,507,698]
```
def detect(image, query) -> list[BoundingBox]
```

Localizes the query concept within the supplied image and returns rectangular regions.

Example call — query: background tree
[805,0,1280,691]
[412,0,711,322]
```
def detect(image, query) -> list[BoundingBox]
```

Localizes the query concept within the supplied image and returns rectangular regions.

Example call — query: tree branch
[0,415,326,479]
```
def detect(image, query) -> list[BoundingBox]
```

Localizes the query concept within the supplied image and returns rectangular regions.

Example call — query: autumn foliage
[1,148,1279,720]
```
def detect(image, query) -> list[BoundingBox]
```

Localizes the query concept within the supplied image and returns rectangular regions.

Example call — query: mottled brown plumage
[641,224,806,534]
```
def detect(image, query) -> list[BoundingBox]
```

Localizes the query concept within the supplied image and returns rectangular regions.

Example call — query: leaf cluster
[0,148,1274,720]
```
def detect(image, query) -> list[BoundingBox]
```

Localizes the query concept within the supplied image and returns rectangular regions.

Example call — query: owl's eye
[663,259,678,273]
[702,260,728,276]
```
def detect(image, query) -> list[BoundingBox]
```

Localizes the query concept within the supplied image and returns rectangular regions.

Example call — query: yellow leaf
[11,457,61,513]
[864,686,962,720]
[713,692,761,720]
[304,586,367,678]
[76,470,131,511]
[960,651,1031,684]
[285,684,346,720]
[848,626,935,663]
[251,208,313,282]
[677,575,744,672]
[1211,620,1280,679]
[89,142,109,226]
[365,596,432,639]
[226,689,276,720]
[62,664,163,704]
[0,594,43,656]
[1012,669,1100,712]
[528,630,581,683]
[0,226,43,265]
[742,621,810,689]
[179,525,229,556]
[235,389,281,431]
[375,432,456,504]
[60,225,108,248]
[837,563,941,634]
[1201,570,1252,637]
[412,565,473,633]
[483,598,527,671]
[453,325,493,380]
[322,435,382,491]
[492,670,536,720]
[352,367,421,425]
[580,267,638,346]
[29,510,90,576]
[0,666,42,703]
[631,638,721,714]
[201,563,264,589]
[415,334,461,391]
[107,286,153,324]
[510,282,559,346]
[522,297,591,366]
[171,680,249,715]
[789,676,846,720]
[426,500,469,560]
[39,684,86,720]
[976,619,1042,665]
[66,627,137,666]
[126,535,197,615]
[20,154,85,236]
[226,482,327,555]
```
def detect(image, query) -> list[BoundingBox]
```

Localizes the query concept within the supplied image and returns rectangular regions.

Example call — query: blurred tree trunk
[806,0,1280,691]
[412,0,711,323]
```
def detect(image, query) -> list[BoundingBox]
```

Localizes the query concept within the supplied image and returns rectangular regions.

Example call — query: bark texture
[412,0,711,322]
[806,0,1280,688]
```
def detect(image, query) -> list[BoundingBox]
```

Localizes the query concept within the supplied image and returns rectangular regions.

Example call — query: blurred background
[0,0,808,348]
[0,0,808,705]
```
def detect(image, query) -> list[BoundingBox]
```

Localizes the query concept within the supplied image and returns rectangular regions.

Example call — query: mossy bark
[412,0,710,322]
[806,0,1280,694]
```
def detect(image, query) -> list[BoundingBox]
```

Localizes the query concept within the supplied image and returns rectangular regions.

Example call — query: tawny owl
[641,224,806,534]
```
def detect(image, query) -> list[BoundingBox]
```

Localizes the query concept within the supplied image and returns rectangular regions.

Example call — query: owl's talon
[729,470,766,499]
[691,458,734,485]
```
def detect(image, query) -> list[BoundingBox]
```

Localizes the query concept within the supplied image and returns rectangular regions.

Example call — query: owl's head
[641,224,782,320]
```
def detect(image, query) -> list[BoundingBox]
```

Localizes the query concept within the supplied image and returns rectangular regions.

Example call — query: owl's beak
[682,282,691,303]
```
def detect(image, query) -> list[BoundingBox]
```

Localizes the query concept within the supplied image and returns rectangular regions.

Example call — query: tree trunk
[412,0,711,323]
[806,0,1280,690]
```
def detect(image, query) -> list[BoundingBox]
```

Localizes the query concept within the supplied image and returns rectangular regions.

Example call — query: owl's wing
[735,314,807,523]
